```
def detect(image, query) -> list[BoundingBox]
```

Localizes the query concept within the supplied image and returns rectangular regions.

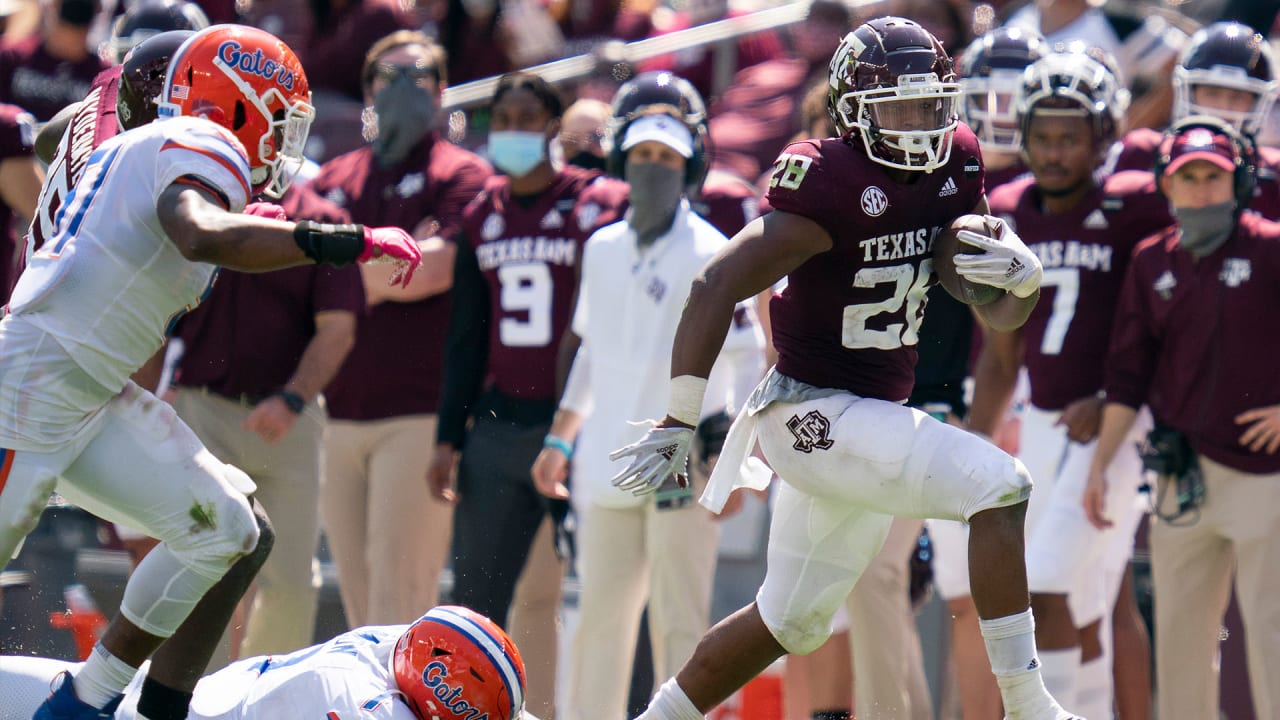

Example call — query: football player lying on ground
[0,606,528,720]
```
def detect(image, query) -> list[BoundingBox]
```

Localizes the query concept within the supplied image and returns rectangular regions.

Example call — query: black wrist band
[275,389,306,414]
[293,220,366,266]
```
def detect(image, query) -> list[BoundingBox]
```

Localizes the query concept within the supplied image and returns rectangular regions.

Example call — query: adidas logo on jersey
[1083,209,1108,229]
[938,177,958,197]
[540,209,564,229]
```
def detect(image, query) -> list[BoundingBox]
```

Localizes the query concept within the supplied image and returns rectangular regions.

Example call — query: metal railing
[439,0,886,110]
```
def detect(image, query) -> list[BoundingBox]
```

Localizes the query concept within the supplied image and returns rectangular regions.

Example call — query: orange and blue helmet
[393,606,527,720]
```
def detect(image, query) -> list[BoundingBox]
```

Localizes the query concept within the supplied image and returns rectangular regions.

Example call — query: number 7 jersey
[765,124,984,402]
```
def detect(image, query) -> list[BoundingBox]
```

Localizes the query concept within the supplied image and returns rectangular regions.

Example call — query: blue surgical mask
[489,131,547,177]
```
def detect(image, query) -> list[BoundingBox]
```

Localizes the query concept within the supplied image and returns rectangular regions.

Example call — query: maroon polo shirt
[989,171,1171,411]
[0,36,110,121]
[300,0,414,102]
[173,264,364,398]
[300,134,492,420]
[1106,211,1280,474]
[0,103,35,301]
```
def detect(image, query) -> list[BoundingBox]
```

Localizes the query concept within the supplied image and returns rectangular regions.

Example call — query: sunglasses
[372,62,438,85]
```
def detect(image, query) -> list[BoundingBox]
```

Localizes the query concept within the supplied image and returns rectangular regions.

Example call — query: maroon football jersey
[985,160,1030,192]
[1246,144,1280,221]
[459,167,627,400]
[0,103,36,300]
[694,170,762,238]
[1105,127,1161,175]
[989,170,1171,411]
[766,124,986,401]
[0,36,110,121]
[303,135,492,420]
[27,67,121,262]
[1106,212,1280,474]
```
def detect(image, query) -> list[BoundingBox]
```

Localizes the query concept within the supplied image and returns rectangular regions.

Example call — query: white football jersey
[0,116,251,448]
[119,625,417,720]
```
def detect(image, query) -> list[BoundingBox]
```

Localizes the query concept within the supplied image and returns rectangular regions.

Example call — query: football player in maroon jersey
[1105,21,1279,210]
[957,26,1049,190]
[428,71,627,720]
[610,17,1079,720]
[969,47,1172,717]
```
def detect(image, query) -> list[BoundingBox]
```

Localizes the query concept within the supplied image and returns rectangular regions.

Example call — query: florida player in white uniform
[969,49,1173,717]
[0,25,422,720]
[609,17,1079,720]
[0,605,527,720]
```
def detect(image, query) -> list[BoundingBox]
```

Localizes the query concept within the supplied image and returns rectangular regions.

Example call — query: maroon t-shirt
[989,171,1171,411]
[0,36,110,121]
[1107,212,1280,473]
[174,265,364,397]
[459,168,627,399]
[0,103,35,298]
[27,67,120,261]
[1106,127,1161,175]
[300,0,414,102]
[694,170,761,238]
[766,125,985,401]
[301,135,492,420]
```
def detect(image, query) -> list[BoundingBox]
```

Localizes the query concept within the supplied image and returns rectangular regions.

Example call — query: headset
[607,71,710,194]
[1153,114,1257,209]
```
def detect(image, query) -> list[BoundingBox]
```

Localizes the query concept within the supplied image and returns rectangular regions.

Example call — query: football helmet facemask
[958,26,1048,152]
[1173,21,1277,136]
[105,0,209,65]
[393,605,527,720]
[158,24,315,198]
[828,16,960,173]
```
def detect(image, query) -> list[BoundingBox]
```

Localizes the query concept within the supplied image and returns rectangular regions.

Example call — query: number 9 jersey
[765,123,984,402]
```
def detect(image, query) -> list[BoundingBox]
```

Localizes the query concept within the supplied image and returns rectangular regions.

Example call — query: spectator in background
[0,104,41,301]
[286,30,493,632]
[1086,117,1280,720]
[440,0,513,86]
[706,0,849,183]
[0,0,110,120]
[299,0,413,102]
[532,103,763,720]
[169,210,363,661]
[1005,0,1120,59]
[635,0,782,103]
[428,71,627,720]
[557,97,611,171]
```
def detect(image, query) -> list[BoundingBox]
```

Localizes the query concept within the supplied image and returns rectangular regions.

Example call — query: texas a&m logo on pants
[787,411,834,453]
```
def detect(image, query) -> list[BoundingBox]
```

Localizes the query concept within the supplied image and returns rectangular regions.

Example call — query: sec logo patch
[861,186,888,217]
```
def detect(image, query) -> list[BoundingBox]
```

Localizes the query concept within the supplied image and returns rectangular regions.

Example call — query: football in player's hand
[933,214,1006,306]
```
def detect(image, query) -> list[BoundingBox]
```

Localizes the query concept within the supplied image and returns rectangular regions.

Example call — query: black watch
[275,389,306,414]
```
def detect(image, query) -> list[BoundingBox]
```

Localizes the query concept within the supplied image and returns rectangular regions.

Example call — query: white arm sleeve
[559,345,593,417]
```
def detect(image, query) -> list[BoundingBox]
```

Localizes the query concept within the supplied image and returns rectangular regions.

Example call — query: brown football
[933,214,1006,306]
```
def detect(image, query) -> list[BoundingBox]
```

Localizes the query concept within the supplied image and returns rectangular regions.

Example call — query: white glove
[609,425,694,496]
[952,215,1043,298]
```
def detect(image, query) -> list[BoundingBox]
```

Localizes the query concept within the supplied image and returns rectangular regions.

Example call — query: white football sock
[1038,647,1082,709]
[979,610,1075,720]
[1074,656,1114,720]
[637,678,704,720]
[72,644,138,708]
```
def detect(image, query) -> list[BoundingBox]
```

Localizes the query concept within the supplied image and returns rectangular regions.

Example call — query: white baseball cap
[620,114,694,158]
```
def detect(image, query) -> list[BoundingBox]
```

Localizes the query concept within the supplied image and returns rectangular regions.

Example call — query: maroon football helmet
[1018,44,1129,149]
[116,29,194,130]
[1173,21,1277,135]
[958,26,1048,152]
[827,16,960,173]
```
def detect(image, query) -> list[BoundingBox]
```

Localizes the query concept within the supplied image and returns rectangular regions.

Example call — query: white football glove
[952,215,1043,298]
[609,425,694,496]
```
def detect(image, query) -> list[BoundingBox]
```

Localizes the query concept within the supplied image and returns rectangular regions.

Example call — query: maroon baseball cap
[1161,125,1238,175]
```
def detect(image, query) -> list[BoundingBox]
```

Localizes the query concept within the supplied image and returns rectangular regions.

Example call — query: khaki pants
[508,517,566,720]
[847,517,933,720]
[321,415,452,627]
[1151,455,1280,720]
[566,495,720,720]
[172,387,323,659]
